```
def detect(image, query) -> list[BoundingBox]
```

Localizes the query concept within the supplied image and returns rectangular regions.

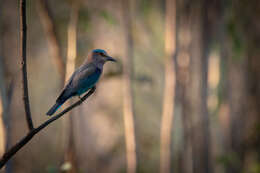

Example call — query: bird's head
[91,49,116,64]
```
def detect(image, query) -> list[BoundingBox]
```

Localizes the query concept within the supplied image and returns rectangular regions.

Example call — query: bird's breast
[77,68,102,95]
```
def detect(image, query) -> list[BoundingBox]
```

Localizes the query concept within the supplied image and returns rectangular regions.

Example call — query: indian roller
[46,49,116,116]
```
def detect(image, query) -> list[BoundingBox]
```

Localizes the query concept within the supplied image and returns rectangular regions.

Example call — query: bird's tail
[46,102,62,116]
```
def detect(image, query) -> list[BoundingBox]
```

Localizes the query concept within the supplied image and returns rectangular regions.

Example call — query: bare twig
[0,87,96,169]
[20,0,34,131]
[0,0,96,170]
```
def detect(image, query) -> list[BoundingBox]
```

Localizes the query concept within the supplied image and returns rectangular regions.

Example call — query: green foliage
[216,152,240,168]
[140,0,153,17]
[225,1,246,62]
[46,165,59,173]
[78,7,91,31]
[250,162,260,173]
[99,10,117,25]
[227,20,244,61]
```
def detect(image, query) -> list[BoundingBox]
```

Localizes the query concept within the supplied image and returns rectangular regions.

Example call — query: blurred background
[0,0,260,172]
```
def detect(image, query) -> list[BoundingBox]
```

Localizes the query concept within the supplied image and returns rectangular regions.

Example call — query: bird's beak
[106,56,116,62]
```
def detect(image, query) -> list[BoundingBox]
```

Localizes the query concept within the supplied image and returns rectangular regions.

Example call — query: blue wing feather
[76,68,102,95]
[56,63,102,104]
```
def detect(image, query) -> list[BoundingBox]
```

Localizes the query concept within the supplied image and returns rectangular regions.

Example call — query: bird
[46,49,116,116]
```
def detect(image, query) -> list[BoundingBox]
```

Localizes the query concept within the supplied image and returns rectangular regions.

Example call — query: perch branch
[20,0,34,130]
[0,87,96,169]
[0,0,96,170]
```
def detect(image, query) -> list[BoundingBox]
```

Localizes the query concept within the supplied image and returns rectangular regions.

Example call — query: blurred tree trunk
[0,95,5,168]
[63,1,79,173]
[218,0,230,165]
[245,43,260,172]
[0,0,18,172]
[38,0,80,171]
[224,9,247,171]
[36,0,65,85]
[0,75,14,173]
[187,0,212,172]
[0,74,14,173]
[0,4,7,159]
[224,1,260,172]
[175,0,195,172]
[244,0,260,165]
[0,43,7,173]
[121,0,137,173]
[226,53,246,173]
[37,0,75,171]
[160,0,176,172]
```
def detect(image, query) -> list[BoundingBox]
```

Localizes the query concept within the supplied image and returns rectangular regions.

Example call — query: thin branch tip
[20,0,34,131]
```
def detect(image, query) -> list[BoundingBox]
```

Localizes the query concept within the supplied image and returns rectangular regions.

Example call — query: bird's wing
[56,63,97,103]
[70,63,98,88]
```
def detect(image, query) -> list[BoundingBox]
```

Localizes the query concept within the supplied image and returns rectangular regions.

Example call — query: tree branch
[0,0,97,170]
[0,87,96,169]
[20,0,34,131]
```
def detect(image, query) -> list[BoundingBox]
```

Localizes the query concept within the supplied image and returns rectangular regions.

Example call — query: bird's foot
[78,95,84,102]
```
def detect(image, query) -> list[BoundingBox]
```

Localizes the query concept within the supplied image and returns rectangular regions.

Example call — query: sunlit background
[0,0,260,173]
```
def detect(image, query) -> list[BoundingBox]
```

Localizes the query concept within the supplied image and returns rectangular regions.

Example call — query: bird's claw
[78,95,84,102]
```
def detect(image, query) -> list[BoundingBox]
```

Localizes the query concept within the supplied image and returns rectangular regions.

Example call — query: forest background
[0,0,260,173]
